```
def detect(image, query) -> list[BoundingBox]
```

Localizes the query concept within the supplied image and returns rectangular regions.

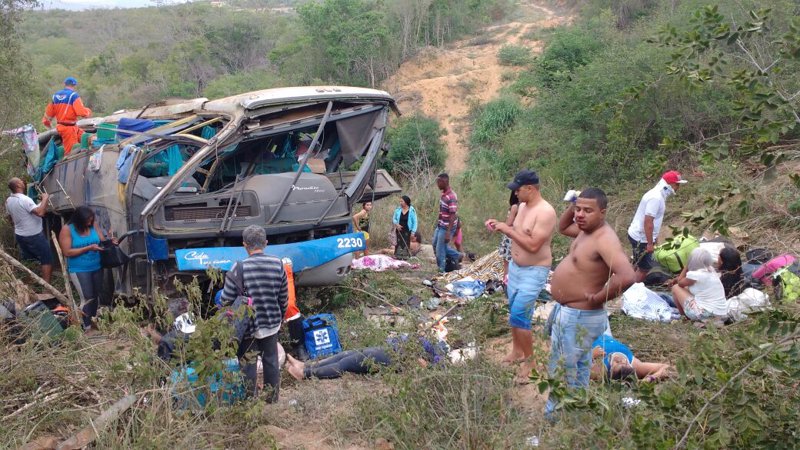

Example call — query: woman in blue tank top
[590,334,673,382]
[58,206,110,329]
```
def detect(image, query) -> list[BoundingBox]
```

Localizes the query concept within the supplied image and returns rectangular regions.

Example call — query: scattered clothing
[727,288,770,322]
[2,124,39,176]
[435,250,505,284]
[446,277,486,301]
[352,254,415,271]
[622,283,678,323]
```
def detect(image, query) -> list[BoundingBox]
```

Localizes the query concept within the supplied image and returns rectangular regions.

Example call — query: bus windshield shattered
[33,86,401,297]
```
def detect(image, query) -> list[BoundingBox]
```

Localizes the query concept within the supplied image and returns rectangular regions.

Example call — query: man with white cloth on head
[627,170,688,283]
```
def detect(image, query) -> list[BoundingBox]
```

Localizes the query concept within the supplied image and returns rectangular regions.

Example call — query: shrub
[470,96,522,146]
[497,44,531,66]
[533,24,604,88]
[384,115,446,180]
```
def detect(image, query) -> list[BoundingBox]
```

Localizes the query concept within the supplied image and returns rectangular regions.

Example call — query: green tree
[384,115,447,180]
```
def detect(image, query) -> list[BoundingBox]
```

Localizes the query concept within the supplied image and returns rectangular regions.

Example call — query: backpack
[302,313,342,359]
[751,254,796,286]
[774,262,800,302]
[654,234,699,274]
[220,262,254,342]
[643,264,673,287]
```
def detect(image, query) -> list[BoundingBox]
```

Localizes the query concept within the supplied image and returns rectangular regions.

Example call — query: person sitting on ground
[671,247,729,321]
[141,312,196,361]
[352,201,372,254]
[285,334,447,380]
[590,334,672,382]
[718,247,745,298]
[58,206,114,330]
[392,195,418,259]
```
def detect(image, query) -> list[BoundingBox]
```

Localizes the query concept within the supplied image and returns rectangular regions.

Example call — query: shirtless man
[544,188,635,417]
[485,170,556,381]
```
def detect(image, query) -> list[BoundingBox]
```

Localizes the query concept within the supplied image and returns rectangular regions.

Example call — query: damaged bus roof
[76,86,398,128]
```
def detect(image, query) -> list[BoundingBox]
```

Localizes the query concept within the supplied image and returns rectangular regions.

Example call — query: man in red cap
[627,170,688,282]
[42,77,92,156]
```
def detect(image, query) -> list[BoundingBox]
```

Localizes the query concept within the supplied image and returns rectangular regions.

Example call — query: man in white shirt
[627,171,687,282]
[6,178,53,283]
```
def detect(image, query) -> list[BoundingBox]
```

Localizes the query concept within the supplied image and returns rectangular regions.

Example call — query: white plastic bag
[727,288,770,322]
[88,145,104,172]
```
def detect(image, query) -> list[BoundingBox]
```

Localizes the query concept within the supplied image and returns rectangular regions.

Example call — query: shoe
[295,345,310,361]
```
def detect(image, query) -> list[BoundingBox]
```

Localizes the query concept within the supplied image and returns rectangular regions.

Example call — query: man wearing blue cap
[485,169,557,382]
[42,77,92,156]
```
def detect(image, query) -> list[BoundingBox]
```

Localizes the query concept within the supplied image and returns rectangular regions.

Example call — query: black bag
[746,248,773,265]
[100,240,129,268]
[644,265,673,287]
[445,256,461,273]
[227,262,254,342]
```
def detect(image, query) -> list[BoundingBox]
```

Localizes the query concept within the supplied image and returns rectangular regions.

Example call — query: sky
[38,0,193,10]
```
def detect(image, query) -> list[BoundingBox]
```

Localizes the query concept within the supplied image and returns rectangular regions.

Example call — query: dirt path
[381,1,571,174]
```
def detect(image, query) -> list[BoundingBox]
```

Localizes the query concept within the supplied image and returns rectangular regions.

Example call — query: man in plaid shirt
[432,173,462,272]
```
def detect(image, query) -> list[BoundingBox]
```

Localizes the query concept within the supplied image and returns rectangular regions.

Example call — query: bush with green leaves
[497,44,531,66]
[535,308,800,448]
[470,96,522,146]
[384,115,446,179]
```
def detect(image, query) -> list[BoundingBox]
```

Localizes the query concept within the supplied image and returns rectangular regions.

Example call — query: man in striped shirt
[432,173,462,272]
[220,225,288,403]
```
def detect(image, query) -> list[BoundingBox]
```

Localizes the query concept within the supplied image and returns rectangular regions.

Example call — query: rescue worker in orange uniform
[282,258,309,360]
[42,77,92,156]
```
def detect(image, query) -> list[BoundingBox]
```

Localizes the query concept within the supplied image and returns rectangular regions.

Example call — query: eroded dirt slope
[381,1,571,173]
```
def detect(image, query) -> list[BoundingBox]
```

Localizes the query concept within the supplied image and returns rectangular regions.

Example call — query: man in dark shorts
[627,171,688,282]
[5,178,53,283]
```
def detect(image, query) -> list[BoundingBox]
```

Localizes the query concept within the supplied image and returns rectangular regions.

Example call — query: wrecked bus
[34,86,401,296]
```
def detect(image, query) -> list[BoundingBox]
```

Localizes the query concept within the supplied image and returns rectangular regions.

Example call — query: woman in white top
[671,247,728,321]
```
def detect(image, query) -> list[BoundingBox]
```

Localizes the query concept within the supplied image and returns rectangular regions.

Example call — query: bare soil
[381,1,571,173]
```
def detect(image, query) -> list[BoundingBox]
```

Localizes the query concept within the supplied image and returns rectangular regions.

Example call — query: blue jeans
[507,262,549,329]
[545,304,608,416]
[432,226,461,272]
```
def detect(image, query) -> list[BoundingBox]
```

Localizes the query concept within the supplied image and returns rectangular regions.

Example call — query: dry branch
[0,247,69,306]
[50,231,81,325]
[55,394,137,450]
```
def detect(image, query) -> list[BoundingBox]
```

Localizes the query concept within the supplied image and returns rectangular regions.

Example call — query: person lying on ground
[671,247,729,321]
[589,334,672,383]
[284,334,448,380]
[140,312,196,362]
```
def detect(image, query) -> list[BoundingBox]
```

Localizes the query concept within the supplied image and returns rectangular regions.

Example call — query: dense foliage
[14,0,512,122]
[383,114,447,179]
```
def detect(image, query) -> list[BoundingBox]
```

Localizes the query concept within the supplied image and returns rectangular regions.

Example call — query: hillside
[383,0,569,172]
[1,0,799,448]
